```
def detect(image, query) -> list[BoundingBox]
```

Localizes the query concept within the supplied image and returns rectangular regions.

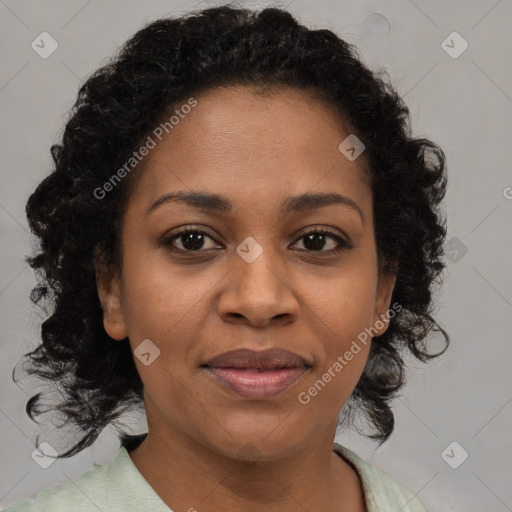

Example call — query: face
[96,85,395,462]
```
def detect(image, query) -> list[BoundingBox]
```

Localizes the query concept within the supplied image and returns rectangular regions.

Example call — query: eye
[160,226,352,255]
[292,227,352,255]
[161,228,222,252]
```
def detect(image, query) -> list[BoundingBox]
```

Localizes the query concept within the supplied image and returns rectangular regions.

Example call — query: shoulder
[3,456,111,512]
[333,442,428,512]
[4,444,170,512]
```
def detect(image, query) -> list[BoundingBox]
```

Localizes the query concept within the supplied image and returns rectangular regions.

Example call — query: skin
[96,85,396,512]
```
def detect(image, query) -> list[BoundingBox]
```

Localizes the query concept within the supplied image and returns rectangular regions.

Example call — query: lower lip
[205,367,309,399]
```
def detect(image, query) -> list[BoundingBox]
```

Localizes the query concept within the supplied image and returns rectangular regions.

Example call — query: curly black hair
[13,3,449,458]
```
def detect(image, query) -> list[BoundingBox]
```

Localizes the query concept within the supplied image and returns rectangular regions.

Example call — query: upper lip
[202,348,311,370]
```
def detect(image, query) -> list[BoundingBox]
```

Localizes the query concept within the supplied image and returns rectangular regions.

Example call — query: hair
[14,3,449,458]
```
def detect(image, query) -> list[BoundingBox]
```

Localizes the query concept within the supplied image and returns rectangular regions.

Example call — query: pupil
[182,232,204,251]
[304,233,325,251]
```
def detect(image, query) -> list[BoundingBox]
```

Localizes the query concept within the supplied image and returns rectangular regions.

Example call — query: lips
[202,348,311,399]
[203,347,310,369]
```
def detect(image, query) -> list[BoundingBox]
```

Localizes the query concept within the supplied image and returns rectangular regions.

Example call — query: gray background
[1,0,511,510]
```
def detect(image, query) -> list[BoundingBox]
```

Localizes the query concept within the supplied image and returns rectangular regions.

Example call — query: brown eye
[292,228,352,254]
[160,226,352,256]
[162,229,222,252]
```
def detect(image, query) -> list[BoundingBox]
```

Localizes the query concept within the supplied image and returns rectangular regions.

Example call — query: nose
[217,248,300,328]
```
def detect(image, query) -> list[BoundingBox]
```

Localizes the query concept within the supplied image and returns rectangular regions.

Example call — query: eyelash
[160,226,353,256]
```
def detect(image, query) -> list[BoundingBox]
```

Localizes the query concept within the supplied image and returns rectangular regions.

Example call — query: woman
[7,4,448,511]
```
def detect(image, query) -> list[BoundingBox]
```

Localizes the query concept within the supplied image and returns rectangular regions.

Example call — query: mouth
[201,347,311,400]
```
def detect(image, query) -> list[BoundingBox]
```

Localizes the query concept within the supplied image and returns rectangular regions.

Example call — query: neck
[128,414,366,512]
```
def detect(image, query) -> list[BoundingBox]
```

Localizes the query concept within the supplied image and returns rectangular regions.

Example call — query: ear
[372,269,397,337]
[94,250,128,341]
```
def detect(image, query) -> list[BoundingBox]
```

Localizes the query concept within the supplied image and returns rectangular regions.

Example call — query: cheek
[298,279,374,414]
[306,265,378,340]
[120,253,214,340]
[300,260,377,393]
[119,261,222,398]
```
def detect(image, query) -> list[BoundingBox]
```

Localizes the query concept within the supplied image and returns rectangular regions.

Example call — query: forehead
[129,85,371,214]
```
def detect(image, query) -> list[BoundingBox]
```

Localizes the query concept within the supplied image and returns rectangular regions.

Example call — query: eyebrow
[146,190,364,224]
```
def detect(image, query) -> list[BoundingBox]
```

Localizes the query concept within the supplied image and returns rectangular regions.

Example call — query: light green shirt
[4,442,427,511]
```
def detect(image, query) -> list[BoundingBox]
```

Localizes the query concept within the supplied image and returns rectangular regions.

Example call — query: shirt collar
[107,442,411,512]
[107,445,172,511]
